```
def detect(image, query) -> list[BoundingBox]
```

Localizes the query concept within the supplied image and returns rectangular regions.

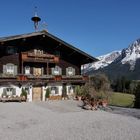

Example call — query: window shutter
[12,88,16,95]
[3,65,6,74]
[14,65,17,75]
[59,67,62,75]
[56,87,58,94]
[66,68,68,76]
[52,68,54,75]
[73,68,75,75]
[3,88,6,96]
[41,67,44,75]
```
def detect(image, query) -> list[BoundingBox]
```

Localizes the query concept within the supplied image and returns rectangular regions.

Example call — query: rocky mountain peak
[84,38,140,73]
[121,39,140,70]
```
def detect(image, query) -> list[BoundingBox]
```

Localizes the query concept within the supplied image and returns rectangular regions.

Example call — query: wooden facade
[0,30,97,101]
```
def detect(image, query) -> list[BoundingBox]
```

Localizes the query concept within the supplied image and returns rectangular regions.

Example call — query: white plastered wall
[0,85,21,97]
[42,83,63,101]
[0,85,33,102]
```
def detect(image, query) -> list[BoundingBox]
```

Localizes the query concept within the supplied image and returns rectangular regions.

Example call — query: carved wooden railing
[26,75,89,82]
[21,52,59,63]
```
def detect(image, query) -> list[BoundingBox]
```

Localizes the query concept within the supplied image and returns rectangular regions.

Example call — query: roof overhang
[0,30,98,65]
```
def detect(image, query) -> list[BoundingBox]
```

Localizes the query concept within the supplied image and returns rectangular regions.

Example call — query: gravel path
[109,106,140,119]
[0,100,140,140]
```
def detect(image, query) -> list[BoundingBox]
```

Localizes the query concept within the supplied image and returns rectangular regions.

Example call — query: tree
[20,88,27,100]
[81,73,111,100]
[89,74,110,93]
[81,74,111,110]
[75,85,82,97]
[134,83,140,108]
[62,85,67,99]
[45,88,50,100]
[112,76,131,93]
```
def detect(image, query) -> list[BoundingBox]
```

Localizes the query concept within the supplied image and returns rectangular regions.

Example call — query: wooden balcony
[26,75,89,83]
[0,74,89,85]
[21,52,59,63]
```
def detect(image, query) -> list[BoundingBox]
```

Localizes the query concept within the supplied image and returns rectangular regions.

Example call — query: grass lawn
[108,92,135,107]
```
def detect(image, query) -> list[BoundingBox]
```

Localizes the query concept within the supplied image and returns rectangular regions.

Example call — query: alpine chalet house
[0,14,97,102]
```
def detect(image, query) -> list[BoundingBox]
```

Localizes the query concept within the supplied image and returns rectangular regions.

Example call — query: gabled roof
[0,30,98,64]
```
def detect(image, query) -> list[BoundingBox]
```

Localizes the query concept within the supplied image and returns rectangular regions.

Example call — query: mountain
[83,51,121,72]
[85,39,140,80]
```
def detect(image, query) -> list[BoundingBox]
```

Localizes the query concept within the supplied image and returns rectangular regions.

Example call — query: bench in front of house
[0,96,26,102]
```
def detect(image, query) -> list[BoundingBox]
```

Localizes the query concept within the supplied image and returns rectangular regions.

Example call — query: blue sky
[0,0,140,57]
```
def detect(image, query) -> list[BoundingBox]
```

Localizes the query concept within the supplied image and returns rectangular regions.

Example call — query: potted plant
[75,85,82,100]
[45,88,50,101]
[20,88,27,101]
[62,86,67,100]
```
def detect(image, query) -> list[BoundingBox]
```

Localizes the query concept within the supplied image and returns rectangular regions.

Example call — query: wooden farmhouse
[0,30,97,101]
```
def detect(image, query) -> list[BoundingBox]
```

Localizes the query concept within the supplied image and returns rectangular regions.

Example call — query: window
[2,88,16,97]
[51,87,59,95]
[3,63,17,75]
[25,88,30,95]
[55,51,61,57]
[25,66,30,75]
[68,86,74,94]
[7,46,17,54]
[66,67,75,76]
[6,65,14,74]
[52,66,62,75]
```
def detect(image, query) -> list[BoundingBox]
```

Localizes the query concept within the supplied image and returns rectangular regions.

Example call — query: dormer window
[66,67,75,76]
[52,66,62,75]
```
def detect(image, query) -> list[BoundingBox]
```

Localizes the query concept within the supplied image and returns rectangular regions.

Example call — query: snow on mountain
[83,51,121,71]
[83,38,140,73]
[121,39,140,70]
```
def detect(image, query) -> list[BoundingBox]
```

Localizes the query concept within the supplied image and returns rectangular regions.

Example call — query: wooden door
[32,87,42,101]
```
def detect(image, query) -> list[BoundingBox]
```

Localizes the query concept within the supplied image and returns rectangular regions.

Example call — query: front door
[32,87,42,101]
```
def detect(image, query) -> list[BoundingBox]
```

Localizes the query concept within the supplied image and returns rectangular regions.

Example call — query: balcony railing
[0,74,89,84]
[18,74,89,83]
[21,52,59,63]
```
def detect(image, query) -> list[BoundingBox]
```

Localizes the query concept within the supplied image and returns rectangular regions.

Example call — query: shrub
[45,88,50,99]
[134,83,140,108]
[62,86,67,98]
[20,88,27,100]
[75,85,82,96]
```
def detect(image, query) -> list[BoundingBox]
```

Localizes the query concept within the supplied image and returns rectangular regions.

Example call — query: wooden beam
[68,51,76,56]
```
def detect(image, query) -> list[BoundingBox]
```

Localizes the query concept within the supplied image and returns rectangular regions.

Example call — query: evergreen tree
[134,83,140,108]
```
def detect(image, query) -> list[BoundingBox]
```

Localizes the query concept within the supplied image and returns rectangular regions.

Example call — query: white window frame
[51,87,59,95]
[3,88,16,97]
[25,66,30,75]
[66,67,75,76]
[52,66,62,75]
[6,64,14,74]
